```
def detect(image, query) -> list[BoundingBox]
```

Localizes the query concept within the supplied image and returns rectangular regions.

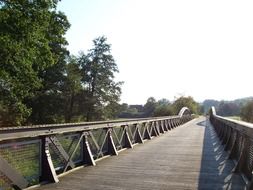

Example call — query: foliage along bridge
[0,107,252,190]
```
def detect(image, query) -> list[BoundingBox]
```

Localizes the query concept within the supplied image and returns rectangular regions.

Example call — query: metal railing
[209,107,253,190]
[0,107,192,190]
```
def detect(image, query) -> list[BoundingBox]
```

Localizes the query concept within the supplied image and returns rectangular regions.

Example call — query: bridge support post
[180,118,184,125]
[124,126,133,148]
[233,137,249,173]
[173,119,177,128]
[228,132,239,160]
[167,119,172,130]
[40,136,59,183]
[82,132,96,166]
[108,128,118,155]
[164,120,169,131]
[136,127,144,144]
[176,119,179,127]
[170,119,175,129]
[151,122,159,137]
[223,126,231,146]
[159,121,165,134]
[144,123,152,140]
[177,118,180,126]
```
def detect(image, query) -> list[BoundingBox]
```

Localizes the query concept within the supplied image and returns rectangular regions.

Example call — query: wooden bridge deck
[36,117,245,190]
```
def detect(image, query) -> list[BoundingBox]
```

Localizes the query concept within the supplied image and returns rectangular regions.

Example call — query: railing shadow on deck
[197,119,246,190]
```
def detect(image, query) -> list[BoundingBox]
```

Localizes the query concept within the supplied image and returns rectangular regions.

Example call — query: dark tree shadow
[197,118,246,190]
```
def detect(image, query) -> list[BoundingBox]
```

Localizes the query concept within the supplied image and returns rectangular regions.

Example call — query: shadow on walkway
[197,118,246,190]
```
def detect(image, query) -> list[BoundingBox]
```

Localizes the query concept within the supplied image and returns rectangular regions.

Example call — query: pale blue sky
[58,0,253,104]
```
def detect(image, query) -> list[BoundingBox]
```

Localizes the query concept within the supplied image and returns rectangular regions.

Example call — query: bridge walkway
[36,117,245,190]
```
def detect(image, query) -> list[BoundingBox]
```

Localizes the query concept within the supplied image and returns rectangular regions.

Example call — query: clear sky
[58,0,253,104]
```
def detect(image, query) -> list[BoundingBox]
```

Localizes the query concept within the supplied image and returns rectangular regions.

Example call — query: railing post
[174,118,177,127]
[167,119,172,130]
[124,126,133,148]
[151,122,159,137]
[108,128,119,155]
[164,120,169,131]
[176,118,180,126]
[224,128,235,152]
[220,124,226,144]
[144,122,152,140]
[223,126,231,146]
[82,132,96,166]
[171,119,175,128]
[229,132,241,160]
[135,126,144,144]
[233,137,249,173]
[159,121,165,133]
[40,136,59,183]
[178,118,182,125]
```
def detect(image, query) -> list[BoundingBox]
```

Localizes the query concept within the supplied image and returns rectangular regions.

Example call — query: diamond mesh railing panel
[49,143,65,170]
[0,139,41,186]
[88,128,108,159]
[57,133,82,163]
[49,133,82,172]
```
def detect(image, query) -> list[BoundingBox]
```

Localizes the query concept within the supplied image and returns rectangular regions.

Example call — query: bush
[240,101,253,123]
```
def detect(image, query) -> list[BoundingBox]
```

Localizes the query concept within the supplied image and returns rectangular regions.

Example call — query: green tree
[143,97,157,117]
[172,96,200,115]
[153,105,173,117]
[240,101,253,123]
[153,99,173,117]
[0,0,70,126]
[103,102,122,119]
[217,101,240,116]
[78,36,122,121]
[62,56,82,122]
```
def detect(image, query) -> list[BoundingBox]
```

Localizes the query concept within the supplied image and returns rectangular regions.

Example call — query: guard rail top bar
[0,107,192,190]
[210,106,253,190]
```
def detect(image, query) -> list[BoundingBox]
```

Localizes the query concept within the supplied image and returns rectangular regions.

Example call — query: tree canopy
[78,36,122,121]
[0,1,122,126]
[0,0,70,125]
[171,96,200,115]
[240,101,253,123]
[118,96,200,118]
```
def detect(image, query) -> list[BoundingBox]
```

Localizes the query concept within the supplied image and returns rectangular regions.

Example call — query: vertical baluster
[40,136,59,183]
[234,137,249,173]
[144,122,152,140]
[123,126,133,148]
[107,128,118,155]
[82,132,96,166]
[159,121,165,134]
[135,125,144,144]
